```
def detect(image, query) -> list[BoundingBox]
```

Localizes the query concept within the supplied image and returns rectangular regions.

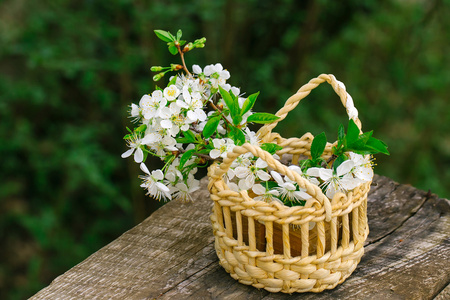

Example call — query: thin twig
[176,43,192,77]
[208,100,233,128]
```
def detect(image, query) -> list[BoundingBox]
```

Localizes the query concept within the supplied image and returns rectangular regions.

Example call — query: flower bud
[182,42,194,53]
[171,64,183,71]
[153,72,164,81]
[150,66,163,72]
[195,37,206,44]
[195,43,205,48]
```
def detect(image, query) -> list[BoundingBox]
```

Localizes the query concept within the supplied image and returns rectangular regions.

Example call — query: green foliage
[311,132,327,161]
[1,0,449,299]
[260,143,283,155]
[203,115,221,138]
[333,119,390,159]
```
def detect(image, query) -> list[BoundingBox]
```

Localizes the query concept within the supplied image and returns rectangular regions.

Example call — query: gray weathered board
[31,175,450,300]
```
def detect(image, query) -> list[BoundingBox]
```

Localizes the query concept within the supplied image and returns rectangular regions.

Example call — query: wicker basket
[207,74,371,293]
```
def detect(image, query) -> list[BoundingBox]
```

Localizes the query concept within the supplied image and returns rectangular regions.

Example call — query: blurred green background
[1,0,449,298]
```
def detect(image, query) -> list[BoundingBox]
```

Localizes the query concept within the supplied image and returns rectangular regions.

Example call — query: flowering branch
[121,29,388,205]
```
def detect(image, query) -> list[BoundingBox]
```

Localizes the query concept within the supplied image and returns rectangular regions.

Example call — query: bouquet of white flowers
[121,29,390,293]
[122,29,388,206]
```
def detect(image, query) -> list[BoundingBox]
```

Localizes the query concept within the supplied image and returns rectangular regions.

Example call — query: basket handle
[257,74,362,142]
[210,143,332,222]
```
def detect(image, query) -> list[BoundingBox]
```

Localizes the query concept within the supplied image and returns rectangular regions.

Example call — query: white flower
[149,136,177,157]
[244,128,260,146]
[349,152,374,182]
[139,93,167,120]
[129,103,140,122]
[159,104,188,136]
[270,171,311,202]
[172,177,200,202]
[121,133,144,163]
[225,177,241,193]
[178,85,207,123]
[310,160,360,198]
[252,183,280,203]
[234,158,271,190]
[163,85,180,101]
[141,132,161,146]
[204,63,230,88]
[209,138,235,159]
[139,164,171,201]
[291,165,320,186]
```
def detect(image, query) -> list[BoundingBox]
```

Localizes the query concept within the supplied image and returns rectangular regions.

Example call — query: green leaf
[197,148,211,154]
[168,44,178,55]
[229,126,245,146]
[311,132,327,160]
[168,32,176,41]
[219,86,239,119]
[348,130,373,150]
[347,119,360,145]
[176,29,182,40]
[246,113,280,124]
[240,91,259,116]
[260,143,283,155]
[366,137,390,155]
[232,114,243,126]
[264,180,278,190]
[154,30,173,42]
[179,149,196,169]
[135,124,147,133]
[126,127,133,133]
[123,134,133,140]
[183,130,196,143]
[168,75,177,86]
[203,116,221,138]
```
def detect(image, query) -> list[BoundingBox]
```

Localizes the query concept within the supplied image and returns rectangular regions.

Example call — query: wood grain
[30,175,450,300]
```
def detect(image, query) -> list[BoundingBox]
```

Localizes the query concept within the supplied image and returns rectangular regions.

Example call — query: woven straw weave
[208,74,371,293]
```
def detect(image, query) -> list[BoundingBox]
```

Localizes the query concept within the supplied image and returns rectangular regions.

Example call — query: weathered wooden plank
[435,284,450,300]
[31,178,215,300]
[31,175,450,300]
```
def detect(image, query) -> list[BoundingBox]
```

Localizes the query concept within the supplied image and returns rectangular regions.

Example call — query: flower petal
[121,149,134,158]
[255,158,268,169]
[257,170,271,181]
[252,184,266,195]
[192,64,202,74]
[270,171,284,185]
[337,160,354,176]
[152,169,164,180]
[134,148,144,163]
[209,149,220,159]
[140,163,150,174]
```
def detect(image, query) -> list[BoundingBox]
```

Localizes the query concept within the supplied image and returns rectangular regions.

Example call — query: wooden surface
[31,175,450,300]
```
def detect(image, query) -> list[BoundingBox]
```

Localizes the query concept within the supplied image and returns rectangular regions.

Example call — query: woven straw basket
[207,74,371,293]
